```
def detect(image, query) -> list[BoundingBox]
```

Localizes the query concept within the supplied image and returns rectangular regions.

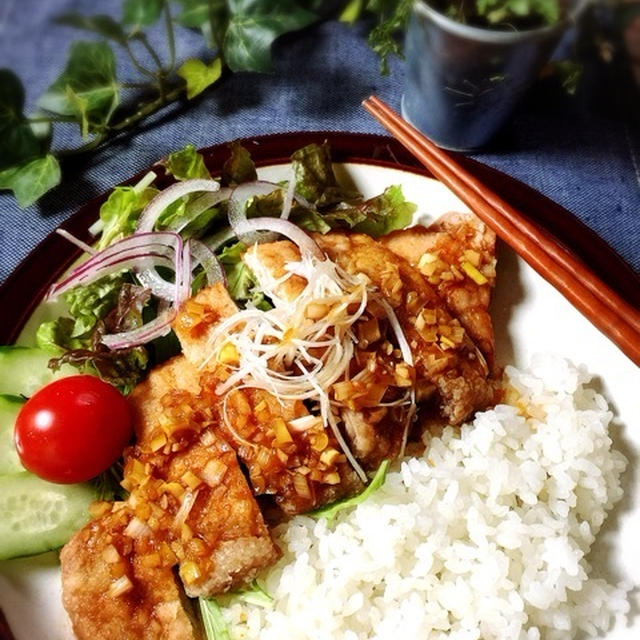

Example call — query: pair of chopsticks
[362,95,640,367]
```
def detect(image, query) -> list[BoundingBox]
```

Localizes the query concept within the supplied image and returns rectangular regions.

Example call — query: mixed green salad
[0,140,413,638]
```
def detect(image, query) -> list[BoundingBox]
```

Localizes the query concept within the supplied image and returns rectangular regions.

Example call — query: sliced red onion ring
[240,217,324,260]
[281,168,296,221]
[190,239,226,286]
[178,240,192,302]
[48,232,183,300]
[227,181,285,244]
[137,179,221,233]
[170,188,232,234]
[203,227,236,253]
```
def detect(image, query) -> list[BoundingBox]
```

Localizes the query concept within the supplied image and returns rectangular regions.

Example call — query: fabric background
[0,0,638,285]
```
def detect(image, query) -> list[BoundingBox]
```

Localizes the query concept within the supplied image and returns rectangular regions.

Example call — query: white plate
[1,162,638,639]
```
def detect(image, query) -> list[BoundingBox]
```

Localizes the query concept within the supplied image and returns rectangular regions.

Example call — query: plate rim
[1,130,639,345]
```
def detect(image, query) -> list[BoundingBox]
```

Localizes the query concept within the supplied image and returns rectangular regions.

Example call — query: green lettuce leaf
[165,144,211,180]
[64,273,126,339]
[350,184,416,237]
[96,183,158,250]
[218,242,269,310]
[37,278,152,394]
[36,317,76,354]
[234,579,274,608]
[199,598,231,640]
[309,459,389,524]
[291,142,360,207]
[221,141,257,186]
[319,185,416,236]
[244,188,330,233]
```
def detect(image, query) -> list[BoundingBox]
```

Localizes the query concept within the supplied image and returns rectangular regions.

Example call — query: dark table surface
[1,0,639,287]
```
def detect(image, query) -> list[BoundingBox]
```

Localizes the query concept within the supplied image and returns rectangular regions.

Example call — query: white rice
[221,354,631,639]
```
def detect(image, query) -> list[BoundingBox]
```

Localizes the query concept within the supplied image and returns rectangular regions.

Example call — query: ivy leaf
[38,41,120,133]
[65,86,90,138]
[224,0,317,73]
[0,154,61,208]
[177,57,222,99]
[122,0,164,28]
[173,0,228,48]
[54,13,128,45]
[339,0,364,23]
[0,69,42,170]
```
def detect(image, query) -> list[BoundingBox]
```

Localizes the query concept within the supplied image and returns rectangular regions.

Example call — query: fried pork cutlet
[211,384,364,515]
[314,231,497,425]
[61,286,279,638]
[123,428,278,598]
[381,213,496,369]
[173,281,239,368]
[243,241,417,470]
[61,391,278,639]
[173,279,364,515]
[60,505,204,640]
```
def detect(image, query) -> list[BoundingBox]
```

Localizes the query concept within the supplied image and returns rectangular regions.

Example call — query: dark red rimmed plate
[2,131,639,640]
[1,130,639,345]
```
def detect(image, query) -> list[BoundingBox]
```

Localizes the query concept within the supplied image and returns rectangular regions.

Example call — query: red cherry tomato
[14,375,133,484]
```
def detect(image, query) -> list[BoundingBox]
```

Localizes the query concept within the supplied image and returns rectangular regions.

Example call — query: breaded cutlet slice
[60,505,204,640]
[381,213,497,369]
[314,231,497,425]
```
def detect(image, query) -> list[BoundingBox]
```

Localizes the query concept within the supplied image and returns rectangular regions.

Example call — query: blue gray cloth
[1,0,638,285]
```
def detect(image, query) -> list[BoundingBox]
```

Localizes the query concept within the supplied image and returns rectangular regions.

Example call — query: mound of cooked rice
[221,355,631,639]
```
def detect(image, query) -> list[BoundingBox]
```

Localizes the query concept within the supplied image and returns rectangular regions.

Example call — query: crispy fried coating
[124,431,279,598]
[127,355,202,443]
[245,241,414,470]
[381,214,496,368]
[61,284,279,637]
[173,282,238,367]
[314,231,497,424]
[60,506,203,640]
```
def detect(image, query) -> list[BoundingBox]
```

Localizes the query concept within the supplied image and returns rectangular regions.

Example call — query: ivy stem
[124,41,156,80]
[134,33,164,73]
[28,115,77,124]
[120,81,157,89]
[164,0,176,74]
[110,83,185,132]
[57,81,187,158]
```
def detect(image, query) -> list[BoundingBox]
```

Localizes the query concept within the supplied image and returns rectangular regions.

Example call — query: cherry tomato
[14,375,133,484]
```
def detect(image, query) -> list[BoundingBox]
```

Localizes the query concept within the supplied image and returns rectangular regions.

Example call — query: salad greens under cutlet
[39,141,416,394]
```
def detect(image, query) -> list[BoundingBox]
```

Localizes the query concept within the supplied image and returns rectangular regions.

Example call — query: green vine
[0,0,567,209]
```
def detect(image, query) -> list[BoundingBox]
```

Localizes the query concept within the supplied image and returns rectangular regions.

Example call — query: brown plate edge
[1,130,638,347]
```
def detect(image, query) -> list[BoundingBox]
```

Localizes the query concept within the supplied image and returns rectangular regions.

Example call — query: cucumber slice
[0,472,98,560]
[0,346,76,397]
[0,394,25,475]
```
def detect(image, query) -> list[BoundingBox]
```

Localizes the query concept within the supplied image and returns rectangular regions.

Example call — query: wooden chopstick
[362,95,640,367]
